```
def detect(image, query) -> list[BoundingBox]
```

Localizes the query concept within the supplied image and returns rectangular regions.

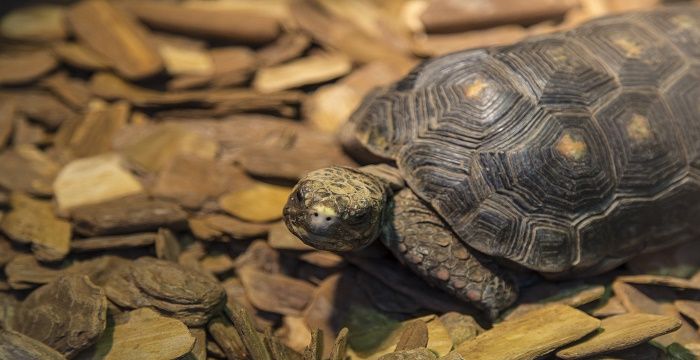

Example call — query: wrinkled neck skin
[283,166,392,252]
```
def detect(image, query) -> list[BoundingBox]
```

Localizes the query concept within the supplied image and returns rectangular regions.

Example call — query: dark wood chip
[378,348,438,360]
[4,254,62,290]
[54,99,129,158]
[155,227,181,262]
[198,214,271,240]
[40,72,92,110]
[13,275,107,358]
[303,329,324,360]
[234,240,282,273]
[104,257,226,326]
[225,301,273,360]
[71,197,188,236]
[239,267,316,316]
[67,0,163,79]
[395,320,428,351]
[207,315,247,360]
[438,312,483,346]
[6,90,77,129]
[0,99,14,150]
[0,146,59,196]
[0,327,66,360]
[51,41,109,70]
[71,232,156,252]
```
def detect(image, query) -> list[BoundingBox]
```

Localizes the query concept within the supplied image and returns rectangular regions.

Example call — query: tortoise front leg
[382,189,518,318]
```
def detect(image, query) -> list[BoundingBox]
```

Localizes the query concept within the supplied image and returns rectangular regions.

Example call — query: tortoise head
[283,166,389,252]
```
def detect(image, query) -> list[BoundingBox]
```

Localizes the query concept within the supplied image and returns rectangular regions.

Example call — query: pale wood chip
[0,50,57,85]
[219,183,292,223]
[253,53,353,93]
[0,5,67,41]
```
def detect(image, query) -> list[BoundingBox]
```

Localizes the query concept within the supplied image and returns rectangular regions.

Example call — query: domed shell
[349,7,700,273]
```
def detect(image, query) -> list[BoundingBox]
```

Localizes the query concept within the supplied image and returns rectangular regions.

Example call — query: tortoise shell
[349,6,700,273]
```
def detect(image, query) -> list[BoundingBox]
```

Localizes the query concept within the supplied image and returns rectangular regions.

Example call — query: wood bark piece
[155,228,181,262]
[152,32,213,77]
[278,316,313,353]
[53,153,145,213]
[0,327,66,360]
[120,123,218,172]
[120,1,279,44]
[12,115,49,146]
[379,348,437,360]
[0,5,67,41]
[56,99,129,158]
[455,304,600,360]
[225,301,273,360]
[674,300,700,327]
[439,312,483,346]
[200,254,235,275]
[188,327,207,360]
[253,53,352,93]
[71,233,156,252]
[4,254,62,290]
[52,42,109,70]
[67,0,163,79]
[268,221,313,250]
[84,308,194,360]
[505,284,606,320]
[257,32,312,67]
[395,320,428,351]
[0,145,60,196]
[239,267,316,316]
[412,25,527,57]
[557,313,682,359]
[13,275,107,358]
[420,0,578,33]
[1,193,71,262]
[208,46,258,88]
[207,315,247,360]
[617,274,700,290]
[0,99,13,150]
[0,50,57,85]
[219,183,292,223]
[199,214,271,240]
[234,240,282,274]
[71,197,187,236]
[41,72,92,110]
[104,257,226,326]
[90,72,303,110]
[8,91,76,129]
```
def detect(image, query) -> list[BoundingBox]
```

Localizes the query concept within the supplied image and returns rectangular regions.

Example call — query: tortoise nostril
[314,212,318,217]
[326,217,332,221]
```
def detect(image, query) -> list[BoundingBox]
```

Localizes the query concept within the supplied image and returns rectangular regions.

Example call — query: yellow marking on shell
[556,132,588,161]
[464,78,488,98]
[626,113,652,142]
[312,205,337,218]
[612,37,643,58]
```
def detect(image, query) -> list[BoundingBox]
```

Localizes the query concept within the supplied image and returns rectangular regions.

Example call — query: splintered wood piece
[0,145,60,196]
[153,33,213,77]
[253,53,352,93]
[0,327,66,360]
[71,197,188,236]
[209,46,257,88]
[219,183,292,223]
[1,193,71,262]
[120,123,218,172]
[329,328,349,360]
[188,328,207,360]
[85,308,194,360]
[617,274,700,290]
[120,1,279,43]
[412,25,527,57]
[0,99,13,149]
[13,275,107,358]
[0,50,57,85]
[592,296,628,318]
[199,214,271,240]
[304,62,403,133]
[304,329,324,360]
[439,312,484,346]
[12,115,48,146]
[104,257,226,326]
[70,233,156,252]
[395,320,428,351]
[41,72,93,109]
[4,254,62,290]
[257,32,312,67]
[239,267,316,316]
[56,99,129,158]
[53,153,145,213]
[505,284,606,320]
[52,42,110,70]
[419,0,578,33]
[455,304,600,360]
[674,300,700,327]
[90,72,303,111]
[0,5,67,41]
[8,90,76,129]
[67,0,163,79]
[556,313,682,359]
[268,221,313,250]
[155,228,181,262]
[207,315,247,360]
[225,301,273,360]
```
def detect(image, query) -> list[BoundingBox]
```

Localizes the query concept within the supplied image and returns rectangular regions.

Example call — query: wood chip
[257,32,312,67]
[268,221,313,250]
[4,254,62,290]
[153,32,213,77]
[592,296,628,318]
[674,300,700,327]
[53,153,145,213]
[55,99,129,158]
[617,274,700,290]
[0,327,66,360]
[155,228,181,262]
[239,267,316,316]
[71,233,156,252]
[13,275,107,358]
[0,5,67,41]
[41,72,93,110]
[188,327,207,360]
[419,0,578,33]
[71,197,187,236]
[439,312,484,346]
[277,316,313,353]
[0,99,13,150]
[121,1,280,44]
[207,315,247,360]
[0,145,60,196]
[379,348,437,360]
[84,308,194,360]
[412,25,527,57]
[1,193,71,262]
[395,320,428,351]
[209,46,258,88]
[52,42,109,70]
[199,214,271,240]
[104,257,226,326]
[505,284,606,320]
[234,240,282,274]
[219,183,291,223]
[0,50,57,85]
[455,304,600,360]
[200,254,235,275]
[8,90,77,129]
[67,0,163,79]
[253,53,352,93]
[557,313,681,359]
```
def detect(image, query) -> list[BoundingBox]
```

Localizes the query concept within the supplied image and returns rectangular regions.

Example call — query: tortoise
[283,5,700,317]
